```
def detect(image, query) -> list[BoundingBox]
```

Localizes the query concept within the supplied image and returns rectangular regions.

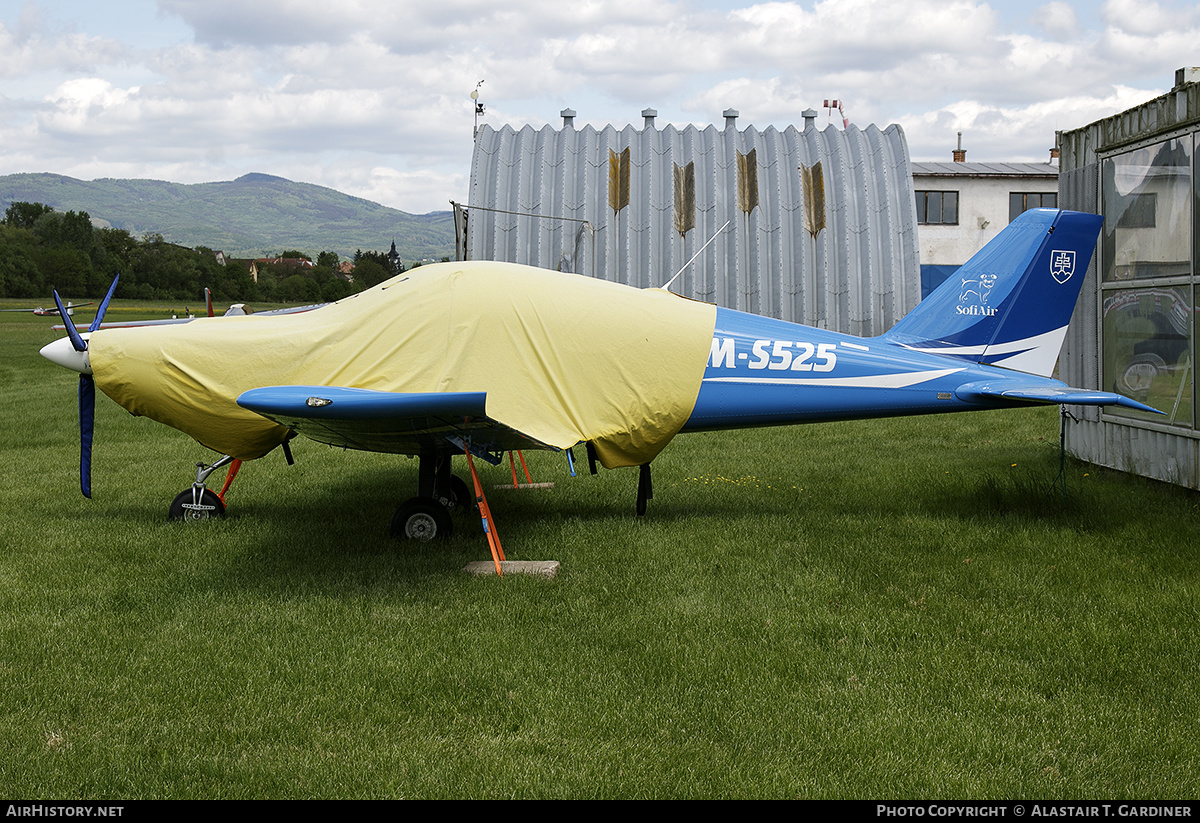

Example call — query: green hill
[0,172,455,264]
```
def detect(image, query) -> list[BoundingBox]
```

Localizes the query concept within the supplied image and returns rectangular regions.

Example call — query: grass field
[1,300,1198,798]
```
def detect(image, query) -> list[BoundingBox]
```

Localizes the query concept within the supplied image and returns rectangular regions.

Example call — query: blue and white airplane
[40,209,1156,543]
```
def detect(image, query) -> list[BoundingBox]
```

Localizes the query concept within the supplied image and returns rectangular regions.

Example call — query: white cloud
[1,0,1196,212]
[40,78,142,136]
[339,165,468,218]
[1101,0,1199,35]
[1033,1,1079,37]
[902,83,1167,163]
[1100,0,1200,73]
[0,15,128,80]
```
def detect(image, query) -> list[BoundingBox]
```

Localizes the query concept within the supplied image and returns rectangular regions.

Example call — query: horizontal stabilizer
[954,380,1163,415]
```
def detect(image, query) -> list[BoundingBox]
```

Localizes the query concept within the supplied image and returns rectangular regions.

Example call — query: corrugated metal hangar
[463,109,920,337]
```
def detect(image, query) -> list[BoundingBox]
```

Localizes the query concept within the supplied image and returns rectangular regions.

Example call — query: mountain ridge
[0,172,456,264]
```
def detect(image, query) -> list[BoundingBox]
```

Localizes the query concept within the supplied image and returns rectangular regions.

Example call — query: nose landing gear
[167,455,238,522]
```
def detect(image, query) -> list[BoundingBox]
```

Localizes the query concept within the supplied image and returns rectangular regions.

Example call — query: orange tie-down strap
[465,449,505,575]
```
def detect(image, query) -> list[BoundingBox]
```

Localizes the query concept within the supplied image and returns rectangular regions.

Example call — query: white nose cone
[40,335,92,375]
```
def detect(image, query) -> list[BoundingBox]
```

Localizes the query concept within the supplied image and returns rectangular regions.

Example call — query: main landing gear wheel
[168,488,226,522]
[391,496,453,540]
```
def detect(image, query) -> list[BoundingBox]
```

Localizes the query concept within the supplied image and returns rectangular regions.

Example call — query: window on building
[1099,136,1195,428]
[915,191,958,225]
[1009,192,1057,222]
[1102,140,1190,281]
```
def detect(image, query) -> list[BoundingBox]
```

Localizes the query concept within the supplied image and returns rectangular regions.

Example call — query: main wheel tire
[391,496,453,540]
[168,488,226,522]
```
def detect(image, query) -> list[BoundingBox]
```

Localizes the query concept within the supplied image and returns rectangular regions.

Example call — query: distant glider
[3,301,92,316]
[39,209,1157,544]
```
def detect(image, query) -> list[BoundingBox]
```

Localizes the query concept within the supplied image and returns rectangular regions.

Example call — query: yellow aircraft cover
[89,261,718,468]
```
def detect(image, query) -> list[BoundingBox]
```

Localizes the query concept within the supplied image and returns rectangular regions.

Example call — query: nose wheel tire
[391,497,453,540]
[168,488,226,522]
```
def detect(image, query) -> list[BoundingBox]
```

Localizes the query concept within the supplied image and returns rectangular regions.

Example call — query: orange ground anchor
[508,450,535,488]
[216,458,242,505]
[499,450,552,491]
[516,450,533,484]
[465,450,505,575]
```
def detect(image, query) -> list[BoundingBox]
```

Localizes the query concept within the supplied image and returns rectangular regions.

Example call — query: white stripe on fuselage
[703,367,964,389]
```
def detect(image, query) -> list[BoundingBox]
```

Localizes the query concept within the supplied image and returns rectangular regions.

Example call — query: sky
[1,0,1197,215]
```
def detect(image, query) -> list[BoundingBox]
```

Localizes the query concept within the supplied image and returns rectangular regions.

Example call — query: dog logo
[960,272,997,305]
[1050,250,1075,284]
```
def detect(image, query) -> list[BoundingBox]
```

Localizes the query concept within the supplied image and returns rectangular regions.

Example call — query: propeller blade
[79,374,96,498]
[49,274,115,498]
[88,275,120,333]
[52,289,88,353]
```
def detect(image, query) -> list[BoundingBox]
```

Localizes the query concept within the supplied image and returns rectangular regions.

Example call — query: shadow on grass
[931,466,1084,520]
[116,434,1200,598]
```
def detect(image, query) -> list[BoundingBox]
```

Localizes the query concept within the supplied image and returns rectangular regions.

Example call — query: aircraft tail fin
[883,209,1102,377]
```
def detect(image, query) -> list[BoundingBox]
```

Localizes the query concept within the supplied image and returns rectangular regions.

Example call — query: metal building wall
[466,119,920,336]
[1057,73,1200,491]
[1057,162,1102,423]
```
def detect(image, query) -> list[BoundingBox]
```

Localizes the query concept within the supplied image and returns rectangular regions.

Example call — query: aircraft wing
[955,380,1163,414]
[237,385,557,459]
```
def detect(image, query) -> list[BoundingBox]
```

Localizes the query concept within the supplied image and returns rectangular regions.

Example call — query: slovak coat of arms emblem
[1050,250,1076,284]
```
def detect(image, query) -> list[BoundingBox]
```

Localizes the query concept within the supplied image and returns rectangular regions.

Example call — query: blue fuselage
[682,306,1018,431]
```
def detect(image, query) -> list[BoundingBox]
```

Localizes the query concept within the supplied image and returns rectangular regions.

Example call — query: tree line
[0,201,422,304]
